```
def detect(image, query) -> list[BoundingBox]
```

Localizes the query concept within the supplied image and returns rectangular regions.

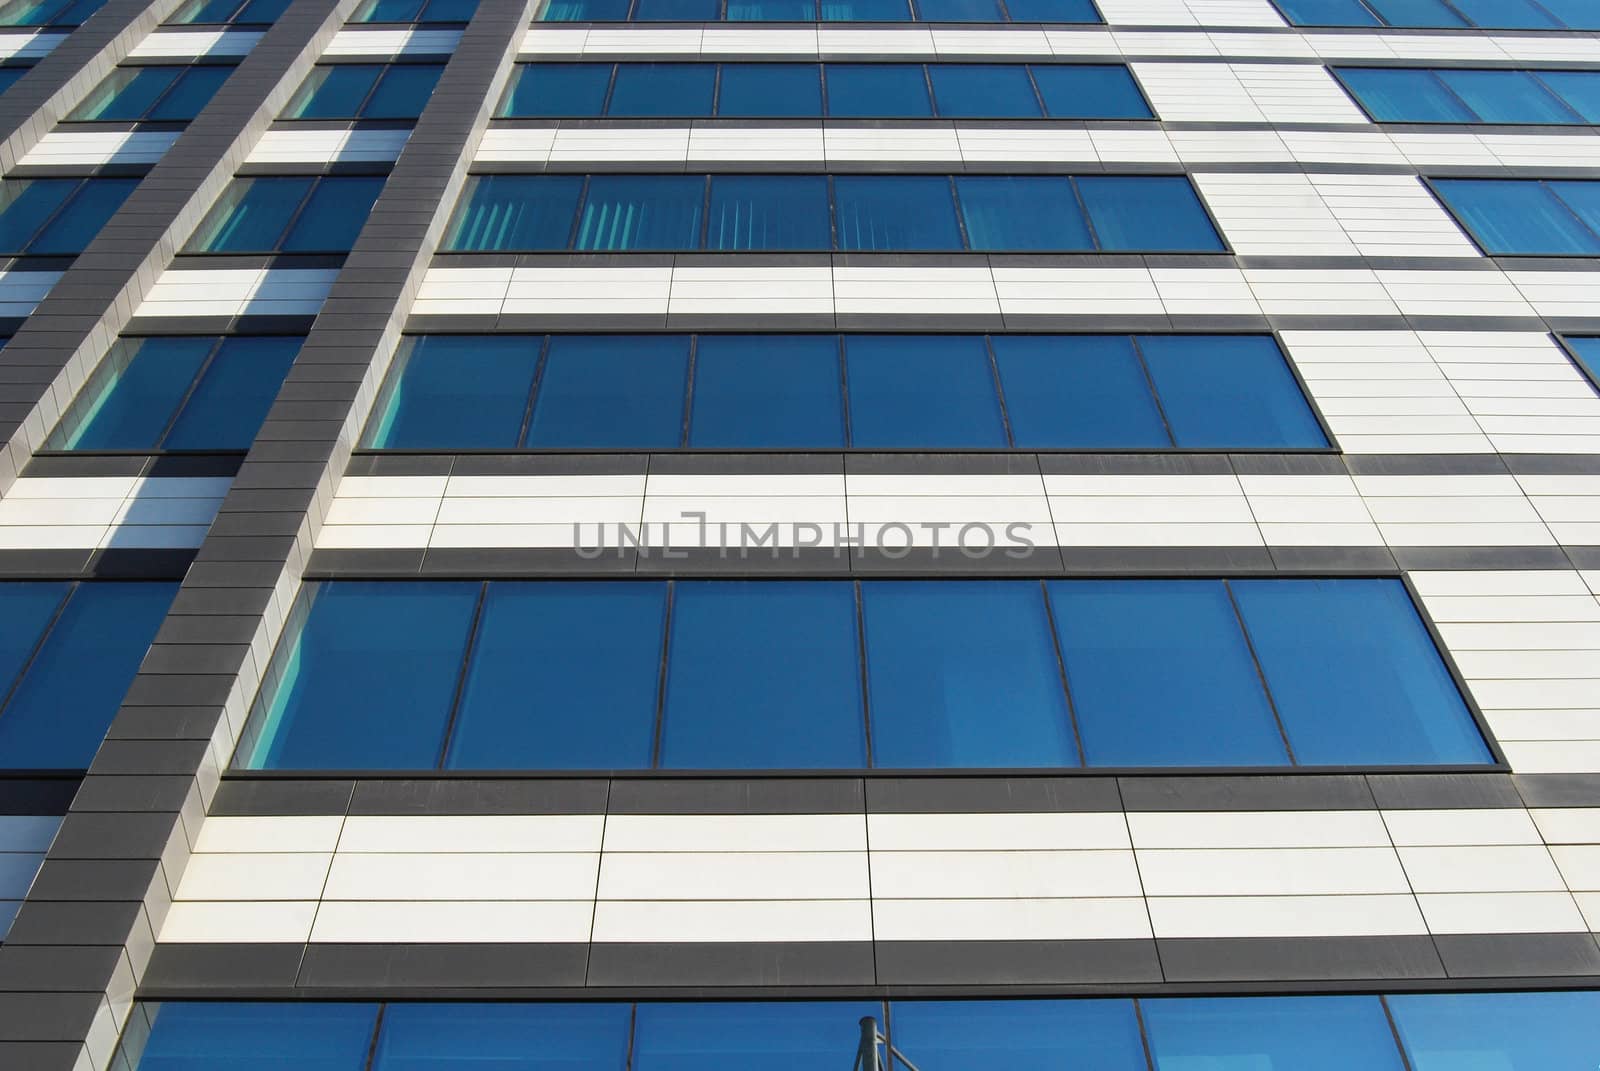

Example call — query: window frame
[62,61,236,124]
[163,0,289,26]
[1269,0,1589,29]
[350,0,480,23]
[530,0,1104,22]
[280,60,447,122]
[182,173,388,256]
[0,176,140,257]
[1423,174,1600,256]
[1333,65,1597,125]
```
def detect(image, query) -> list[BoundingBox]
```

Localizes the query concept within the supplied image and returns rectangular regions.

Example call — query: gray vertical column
[0,0,530,1067]
[0,0,356,489]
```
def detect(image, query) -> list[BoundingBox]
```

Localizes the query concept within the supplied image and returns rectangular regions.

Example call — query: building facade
[0,0,1598,1064]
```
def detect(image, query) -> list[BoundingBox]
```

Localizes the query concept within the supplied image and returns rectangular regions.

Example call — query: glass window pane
[1536,0,1600,29]
[825,64,931,117]
[706,174,830,250]
[0,583,69,698]
[235,0,290,19]
[1568,336,1600,384]
[28,178,138,255]
[238,582,479,770]
[1232,578,1492,765]
[576,174,704,250]
[717,64,822,116]
[822,0,911,18]
[1143,996,1406,1071]
[608,62,715,115]
[1538,71,1600,122]
[363,335,535,448]
[1451,0,1557,26]
[374,1004,632,1071]
[0,582,177,769]
[991,334,1168,448]
[1439,69,1578,123]
[1076,175,1223,252]
[633,0,720,18]
[1550,180,1600,241]
[148,65,231,120]
[634,1003,884,1070]
[845,335,1006,447]
[162,335,302,450]
[0,67,26,94]
[68,66,177,120]
[727,0,816,18]
[49,336,214,450]
[834,175,961,250]
[1049,580,1290,767]
[1032,64,1149,117]
[285,65,381,119]
[1001,0,1100,19]
[662,582,864,768]
[957,175,1091,251]
[913,0,1004,18]
[890,1000,1147,1070]
[364,63,443,118]
[188,176,312,253]
[419,0,479,20]
[866,581,1076,768]
[535,0,631,19]
[1367,0,1466,25]
[503,63,612,116]
[526,335,689,447]
[282,175,385,253]
[1389,991,1600,1070]
[447,583,663,770]
[167,0,241,22]
[352,0,423,19]
[929,64,1041,117]
[0,179,73,253]
[1138,334,1327,448]
[445,174,582,251]
[129,1003,378,1071]
[688,334,846,447]
[1274,0,1381,23]
[1337,68,1473,122]
[1433,178,1600,255]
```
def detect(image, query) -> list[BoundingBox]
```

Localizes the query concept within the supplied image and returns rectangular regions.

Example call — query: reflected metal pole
[854,1016,923,1071]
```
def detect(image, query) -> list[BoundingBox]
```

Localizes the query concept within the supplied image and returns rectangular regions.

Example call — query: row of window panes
[166,0,287,23]
[365,334,1327,450]
[0,0,103,26]
[237,578,1488,772]
[65,64,232,123]
[536,0,1099,22]
[171,0,475,20]
[1274,0,1598,29]
[445,173,1223,252]
[1338,67,1600,124]
[185,175,385,254]
[0,178,137,256]
[351,0,478,20]
[282,63,443,121]
[501,61,1149,118]
[46,336,302,452]
[1433,178,1600,255]
[120,992,1600,1069]
[0,582,177,769]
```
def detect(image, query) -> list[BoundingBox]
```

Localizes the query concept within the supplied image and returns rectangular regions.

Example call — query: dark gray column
[0,0,357,489]
[0,0,529,1066]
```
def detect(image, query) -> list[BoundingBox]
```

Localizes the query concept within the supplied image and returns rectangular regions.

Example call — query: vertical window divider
[359,1004,388,1071]
[1545,181,1600,247]
[1527,72,1585,123]
[601,63,621,117]
[818,61,831,118]
[150,335,229,450]
[1126,334,1179,447]
[564,174,592,251]
[982,333,1017,447]
[1526,0,1570,28]
[920,63,938,117]
[837,334,854,447]
[0,583,74,729]
[623,1002,639,1071]
[1023,62,1049,117]
[353,65,384,119]
[516,334,553,446]
[270,178,325,255]
[15,178,85,255]
[1066,175,1103,252]
[649,580,675,769]
[1038,580,1088,768]
[1379,995,1420,1071]
[1222,579,1299,766]
[432,580,490,770]
[143,69,185,122]
[698,174,713,250]
[1436,0,1477,25]
[853,579,874,768]
[679,333,698,446]
[947,174,973,251]
[826,173,839,251]
[1428,70,1484,122]
[623,0,640,21]
[1130,998,1159,1071]
[710,62,723,117]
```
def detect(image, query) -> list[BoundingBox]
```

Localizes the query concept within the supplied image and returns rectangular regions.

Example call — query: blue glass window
[1003,0,1100,17]
[825,64,932,117]
[822,0,912,17]
[1538,71,1600,122]
[717,63,822,116]
[890,1000,1148,1070]
[284,65,379,118]
[913,0,1004,18]
[1535,0,1600,30]
[0,582,178,769]
[991,335,1168,448]
[865,582,1078,768]
[0,584,69,708]
[168,0,286,22]
[609,62,715,115]
[1389,991,1600,1070]
[661,582,865,769]
[834,175,961,250]
[707,174,830,250]
[526,335,689,447]
[844,335,1007,447]
[634,1003,885,1070]
[1438,69,1577,123]
[633,0,720,18]
[1077,175,1223,252]
[1144,996,1407,1071]
[0,67,26,94]
[1032,63,1149,118]
[67,65,230,121]
[1279,0,1600,28]
[535,0,632,18]
[1051,580,1290,767]
[363,335,535,449]
[366,64,446,119]
[1340,67,1595,124]
[1433,178,1600,255]
[576,175,704,250]
[957,176,1092,251]
[133,1003,378,1071]
[186,176,384,254]
[0,177,137,255]
[47,335,301,451]
[530,0,1101,17]
[237,581,480,770]
[375,1004,632,1070]
[352,0,478,20]
[0,0,106,27]
[928,64,1041,117]
[1138,334,1326,448]
[688,334,846,447]
[727,0,817,17]
[1337,68,1475,122]
[502,63,611,116]
[446,583,664,770]
[1451,0,1556,27]
[1274,0,1381,24]
[445,174,582,251]
[1232,577,1491,765]
[1567,336,1600,387]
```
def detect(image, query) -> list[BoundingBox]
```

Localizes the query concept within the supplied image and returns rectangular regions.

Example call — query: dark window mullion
[564,174,592,250]
[649,580,675,769]
[853,579,874,768]
[679,332,697,446]
[1545,180,1600,247]
[1023,63,1050,117]
[1429,70,1485,123]
[1379,995,1421,1071]
[601,63,621,116]
[359,1005,389,1071]
[982,332,1016,448]
[1037,580,1089,769]
[270,177,326,253]
[1222,579,1299,766]
[432,580,490,769]
[837,333,852,446]
[151,335,229,449]
[947,174,972,251]
[17,177,88,255]
[1528,72,1586,123]
[1065,175,1103,252]
[698,174,712,250]
[1127,334,1178,446]
[0,583,75,726]
[516,333,553,446]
